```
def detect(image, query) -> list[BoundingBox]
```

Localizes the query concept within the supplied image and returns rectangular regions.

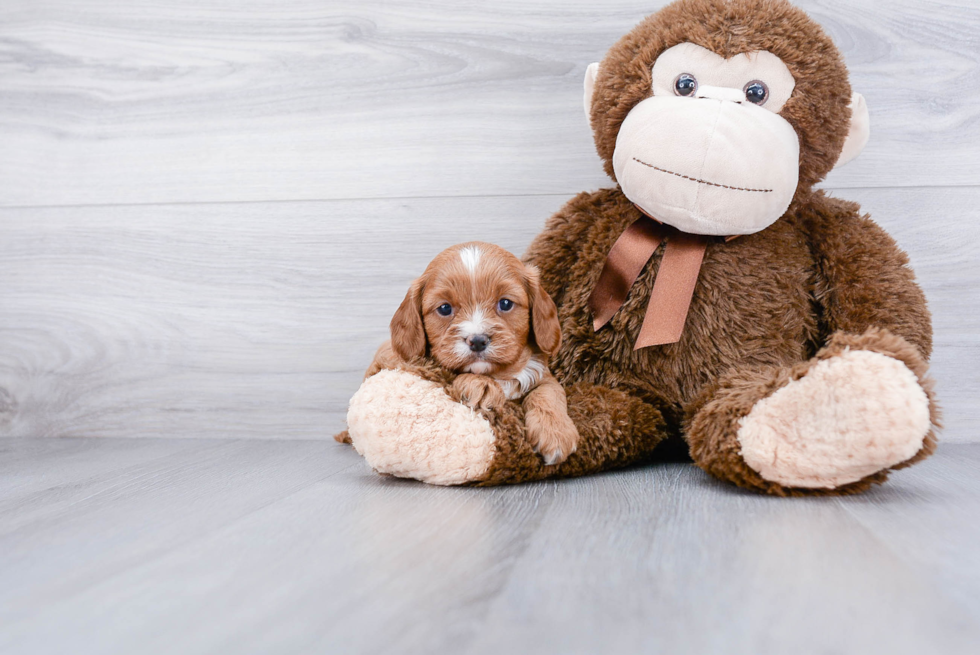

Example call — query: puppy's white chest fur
[495,355,548,400]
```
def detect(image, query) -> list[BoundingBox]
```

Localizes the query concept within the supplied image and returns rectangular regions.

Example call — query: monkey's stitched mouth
[633,158,773,193]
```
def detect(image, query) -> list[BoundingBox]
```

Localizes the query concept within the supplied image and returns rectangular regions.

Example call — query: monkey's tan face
[611,43,801,236]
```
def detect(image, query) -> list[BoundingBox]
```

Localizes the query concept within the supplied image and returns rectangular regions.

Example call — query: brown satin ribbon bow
[588,215,714,349]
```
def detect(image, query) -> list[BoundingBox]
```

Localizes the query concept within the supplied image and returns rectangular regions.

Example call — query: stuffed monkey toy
[344,0,939,495]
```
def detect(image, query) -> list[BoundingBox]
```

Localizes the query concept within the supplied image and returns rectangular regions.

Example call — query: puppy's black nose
[467,334,489,353]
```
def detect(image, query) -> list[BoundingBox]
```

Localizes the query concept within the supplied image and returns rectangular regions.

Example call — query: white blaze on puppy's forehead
[459,246,482,275]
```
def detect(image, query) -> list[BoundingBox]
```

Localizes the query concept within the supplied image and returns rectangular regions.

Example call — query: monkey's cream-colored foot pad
[737,350,931,489]
[347,369,496,486]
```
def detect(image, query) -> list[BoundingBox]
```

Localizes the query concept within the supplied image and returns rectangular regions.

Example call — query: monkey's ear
[583,62,600,125]
[525,265,562,358]
[834,92,871,169]
[389,277,427,362]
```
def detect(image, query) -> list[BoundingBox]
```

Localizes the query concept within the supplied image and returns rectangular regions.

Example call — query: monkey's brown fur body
[513,189,937,494]
[344,0,939,495]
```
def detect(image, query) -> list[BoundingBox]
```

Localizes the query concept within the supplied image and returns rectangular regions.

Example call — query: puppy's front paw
[525,408,579,466]
[448,374,507,412]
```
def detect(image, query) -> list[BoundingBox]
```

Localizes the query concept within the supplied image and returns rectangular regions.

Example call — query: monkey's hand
[448,374,506,412]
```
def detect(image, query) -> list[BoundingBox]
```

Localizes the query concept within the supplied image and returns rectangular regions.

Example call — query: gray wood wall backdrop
[0,0,977,442]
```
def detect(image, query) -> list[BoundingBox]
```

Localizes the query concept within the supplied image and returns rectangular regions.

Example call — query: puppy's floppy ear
[525,265,561,358]
[390,276,427,362]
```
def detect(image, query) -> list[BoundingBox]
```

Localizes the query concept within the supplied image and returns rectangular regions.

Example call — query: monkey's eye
[673,73,698,97]
[497,298,514,312]
[436,303,453,317]
[743,80,769,105]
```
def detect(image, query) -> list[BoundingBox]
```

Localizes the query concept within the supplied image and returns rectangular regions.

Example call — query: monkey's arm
[803,192,933,359]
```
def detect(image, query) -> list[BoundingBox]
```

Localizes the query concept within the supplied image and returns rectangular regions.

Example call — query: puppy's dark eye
[744,80,769,105]
[436,303,453,316]
[497,298,514,312]
[674,73,698,97]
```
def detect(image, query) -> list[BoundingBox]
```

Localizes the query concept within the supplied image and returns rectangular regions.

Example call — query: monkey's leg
[346,368,668,486]
[684,329,939,496]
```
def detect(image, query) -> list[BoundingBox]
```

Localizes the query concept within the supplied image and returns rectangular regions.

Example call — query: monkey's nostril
[467,334,489,352]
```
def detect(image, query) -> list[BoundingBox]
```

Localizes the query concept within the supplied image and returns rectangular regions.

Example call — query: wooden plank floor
[0,438,978,654]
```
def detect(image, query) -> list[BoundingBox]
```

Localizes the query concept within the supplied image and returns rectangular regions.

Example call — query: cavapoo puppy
[339,241,579,465]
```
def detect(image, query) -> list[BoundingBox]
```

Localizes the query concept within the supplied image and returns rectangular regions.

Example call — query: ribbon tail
[588,216,666,331]
[634,233,708,349]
